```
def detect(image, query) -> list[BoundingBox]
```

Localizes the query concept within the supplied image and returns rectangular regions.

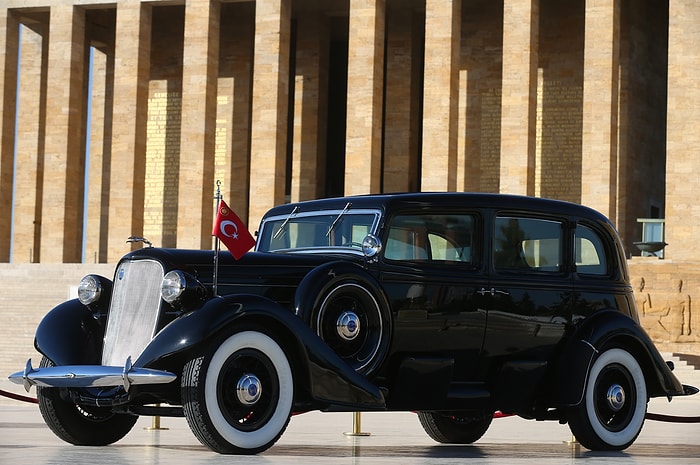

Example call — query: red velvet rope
[645,412,700,423]
[0,389,38,404]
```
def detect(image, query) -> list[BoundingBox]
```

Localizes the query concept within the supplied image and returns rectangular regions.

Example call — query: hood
[119,247,365,309]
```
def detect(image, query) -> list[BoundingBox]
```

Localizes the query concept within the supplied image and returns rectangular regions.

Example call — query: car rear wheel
[417,411,493,444]
[567,347,647,451]
[181,330,294,454]
[36,357,138,446]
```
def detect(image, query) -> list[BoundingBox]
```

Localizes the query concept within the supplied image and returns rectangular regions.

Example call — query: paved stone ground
[1,390,699,464]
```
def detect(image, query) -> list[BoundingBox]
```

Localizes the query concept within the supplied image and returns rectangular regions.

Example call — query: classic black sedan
[9,193,697,454]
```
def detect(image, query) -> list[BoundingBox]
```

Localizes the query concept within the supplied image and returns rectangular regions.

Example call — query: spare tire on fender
[294,262,391,375]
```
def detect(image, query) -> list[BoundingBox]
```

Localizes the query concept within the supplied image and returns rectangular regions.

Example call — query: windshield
[257,209,380,252]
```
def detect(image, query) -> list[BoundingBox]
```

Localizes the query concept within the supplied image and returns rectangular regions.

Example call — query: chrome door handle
[477,287,510,296]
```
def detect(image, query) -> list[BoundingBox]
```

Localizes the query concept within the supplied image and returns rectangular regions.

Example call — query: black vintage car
[9,193,697,453]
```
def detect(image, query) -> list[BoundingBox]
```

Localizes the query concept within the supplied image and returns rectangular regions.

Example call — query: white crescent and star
[220,220,240,239]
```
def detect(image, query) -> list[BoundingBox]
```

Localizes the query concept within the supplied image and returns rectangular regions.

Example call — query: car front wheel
[37,357,138,445]
[181,330,294,454]
[567,347,647,451]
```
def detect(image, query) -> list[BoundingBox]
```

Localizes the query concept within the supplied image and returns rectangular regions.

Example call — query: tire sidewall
[584,348,647,448]
[203,331,293,451]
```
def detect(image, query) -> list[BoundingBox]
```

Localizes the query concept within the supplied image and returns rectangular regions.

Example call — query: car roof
[261,192,612,225]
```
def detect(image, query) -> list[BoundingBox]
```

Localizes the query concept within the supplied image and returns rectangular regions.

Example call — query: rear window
[575,224,608,275]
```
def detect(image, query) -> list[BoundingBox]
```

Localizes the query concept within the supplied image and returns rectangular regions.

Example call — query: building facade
[0,0,698,266]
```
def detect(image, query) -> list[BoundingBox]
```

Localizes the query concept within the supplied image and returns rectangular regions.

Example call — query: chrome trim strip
[8,358,176,392]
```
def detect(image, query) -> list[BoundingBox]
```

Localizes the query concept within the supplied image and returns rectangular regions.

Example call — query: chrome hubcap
[606,383,626,412]
[236,373,262,405]
[336,311,360,341]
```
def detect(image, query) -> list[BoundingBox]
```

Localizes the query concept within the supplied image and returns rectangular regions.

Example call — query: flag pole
[213,180,222,296]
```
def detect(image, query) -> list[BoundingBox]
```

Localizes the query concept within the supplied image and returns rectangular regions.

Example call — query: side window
[575,224,608,275]
[384,214,475,264]
[494,216,562,272]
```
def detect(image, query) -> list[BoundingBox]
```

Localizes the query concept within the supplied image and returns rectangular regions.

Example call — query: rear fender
[550,310,685,407]
[34,299,103,366]
[135,294,386,409]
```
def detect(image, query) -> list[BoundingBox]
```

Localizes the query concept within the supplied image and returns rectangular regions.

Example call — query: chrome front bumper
[8,357,176,392]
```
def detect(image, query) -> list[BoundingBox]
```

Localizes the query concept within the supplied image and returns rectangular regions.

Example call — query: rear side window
[575,224,608,275]
[493,216,563,272]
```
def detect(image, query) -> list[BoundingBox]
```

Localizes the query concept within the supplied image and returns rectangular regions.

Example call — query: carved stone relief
[636,276,696,343]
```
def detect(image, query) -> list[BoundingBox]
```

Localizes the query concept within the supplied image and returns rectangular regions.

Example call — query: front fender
[34,299,103,366]
[135,294,386,409]
[551,310,685,406]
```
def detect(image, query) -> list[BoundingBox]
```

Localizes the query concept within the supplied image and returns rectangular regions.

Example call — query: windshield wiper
[273,206,299,239]
[326,202,352,237]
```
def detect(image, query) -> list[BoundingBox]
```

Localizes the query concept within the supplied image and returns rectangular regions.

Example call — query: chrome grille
[102,259,164,366]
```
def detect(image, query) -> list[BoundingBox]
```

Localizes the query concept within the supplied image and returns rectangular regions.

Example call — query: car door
[480,213,574,394]
[378,210,489,383]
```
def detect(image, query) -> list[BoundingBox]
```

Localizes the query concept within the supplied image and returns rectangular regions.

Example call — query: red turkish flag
[212,200,256,259]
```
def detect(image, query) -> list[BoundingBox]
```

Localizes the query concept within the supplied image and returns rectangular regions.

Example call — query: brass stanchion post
[344,412,370,437]
[145,405,169,430]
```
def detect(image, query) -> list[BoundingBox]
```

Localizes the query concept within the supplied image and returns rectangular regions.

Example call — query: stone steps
[663,353,700,389]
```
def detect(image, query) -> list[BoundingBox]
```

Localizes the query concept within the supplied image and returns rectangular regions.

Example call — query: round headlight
[78,275,102,305]
[161,270,186,304]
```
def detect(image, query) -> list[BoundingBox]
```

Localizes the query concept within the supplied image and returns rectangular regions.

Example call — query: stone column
[107,2,151,262]
[581,0,619,218]
[84,46,111,264]
[421,0,460,192]
[384,7,421,193]
[215,2,254,222]
[12,22,46,263]
[344,0,385,195]
[500,0,538,196]
[0,10,19,262]
[248,0,290,228]
[291,13,328,202]
[177,0,220,249]
[665,0,700,260]
[41,5,85,263]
